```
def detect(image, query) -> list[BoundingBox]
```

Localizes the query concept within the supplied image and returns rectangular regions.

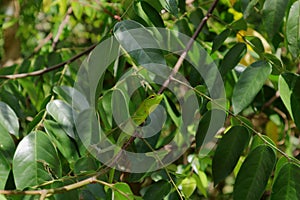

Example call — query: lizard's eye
[148,95,155,99]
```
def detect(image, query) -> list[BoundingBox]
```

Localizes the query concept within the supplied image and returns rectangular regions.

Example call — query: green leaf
[26,110,45,134]
[270,163,300,200]
[0,125,15,189]
[233,145,276,200]
[162,0,178,17]
[189,8,207,32]
[250,135,276,152]
[0,101,19,138]
[74,156,98,175]
[291,86,300,131]
[98,91,113,131]
[71,2,83,20]
[278,73,296,118]
[286,1,300,58]
[263,53,284,74]
[212,29,231,53]
[196,109,226,150]
[140,1,164,27]
[13,131,62,190]
[273,156,289,180]
[219,43,247,76]
[114,20,167,74]
[230,18,247,31]
[232,61,272,114]
[113,182,134,200]
[174,18,192,37]
[241,0,261,23]
[44,120,79,165]
[262,0,289,39]
[247,36,264,54]
[212,126,251,185]
[162,95,180,127]
[180,176,197,198]
[278,73,300,129]
[143,180,171,200]
[46,100,75,138]
[53,86,89,112]
[192,172,208,197]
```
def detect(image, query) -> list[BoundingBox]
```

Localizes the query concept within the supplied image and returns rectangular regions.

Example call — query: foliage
[0,0,299,199]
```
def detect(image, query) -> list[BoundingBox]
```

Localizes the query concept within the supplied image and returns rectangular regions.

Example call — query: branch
[33,33,53,54]
[0,44,97,80]
[52,7,73,50]
[0,173,133,200]
[158,0,219,94]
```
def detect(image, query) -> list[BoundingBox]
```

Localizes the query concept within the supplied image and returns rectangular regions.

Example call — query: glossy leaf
[143,180,171,200]
[230,18,247,31]
[0,125,15,189]
[278,73,300,129]
[13,131,62,190]
[26,109,45,134]
[212,29,231,53]
[286,1,300,58]
[180,176,197,198]
[113,20,167,75]
[250,135,276,152]
[46,100,75,138]
[273,157,289,180]
[113,182,134,200]
[53,86,89,112]
[0,101,19,138]
[233,145,276,200]
[248,36,264,54]
[212,126,250,185]
[44,120,79,165]
[219,43,247,76]
[270,163,300,200]
[163,0,178,17]
[232,61,272,114]
[74,156,98,175]
[193,172,208,197]
[264,53,284,74]
[262,0,289,39]
[140,1,164,27]
[174,18,192,37]
[241,0,261,23]
[196,109,226,150]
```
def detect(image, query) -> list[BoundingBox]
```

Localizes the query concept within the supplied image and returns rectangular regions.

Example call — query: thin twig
[273,106,289,139]
[0,176,98,196]
[33,32,53,54]
[158,0,219,94]
[262,91,280,110]
[0,44,97,79]
[52,7,73,50]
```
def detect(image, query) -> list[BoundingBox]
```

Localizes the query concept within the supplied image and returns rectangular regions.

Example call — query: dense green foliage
[0,0,300,199]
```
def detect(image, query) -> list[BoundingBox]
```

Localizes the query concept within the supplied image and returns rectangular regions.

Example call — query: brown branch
[273,106,289,140]
[158,0,219,94]
[0,173,132,200]
[262,91,280,110]
[0,176,98,197]
[0,44,97,80]
[52,7,73,50]
[34,32,53,54]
